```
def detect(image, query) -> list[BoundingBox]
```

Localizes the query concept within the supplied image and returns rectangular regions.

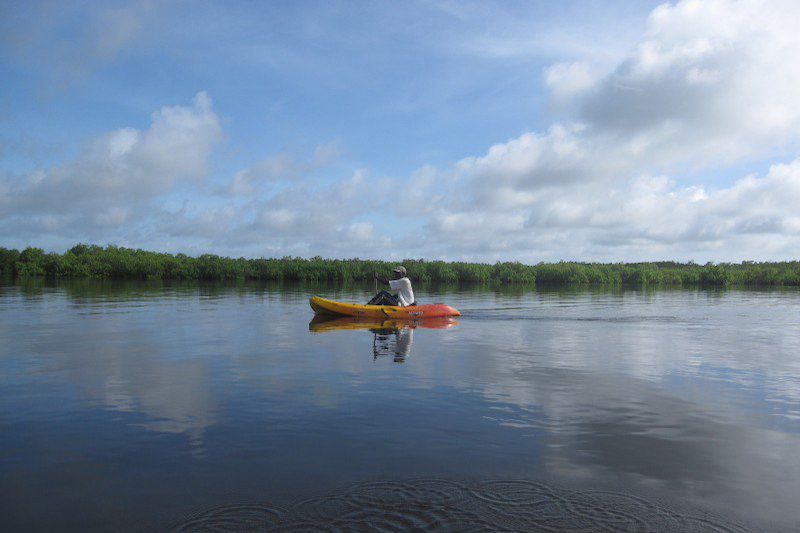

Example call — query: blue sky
[2,0,799,261]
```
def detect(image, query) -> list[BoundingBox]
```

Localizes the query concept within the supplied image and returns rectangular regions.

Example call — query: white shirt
[394,327,413,358]
[388,277,415,307]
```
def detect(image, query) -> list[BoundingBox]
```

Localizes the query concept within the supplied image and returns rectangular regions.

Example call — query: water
[1,280,799,531]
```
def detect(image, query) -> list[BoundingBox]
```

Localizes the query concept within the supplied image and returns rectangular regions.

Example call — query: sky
[1,0,799,262]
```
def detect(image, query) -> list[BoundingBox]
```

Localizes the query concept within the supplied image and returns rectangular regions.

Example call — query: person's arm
[373,271,389,285]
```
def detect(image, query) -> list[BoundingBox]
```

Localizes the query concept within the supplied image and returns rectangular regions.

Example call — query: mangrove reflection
[308,315,458,363]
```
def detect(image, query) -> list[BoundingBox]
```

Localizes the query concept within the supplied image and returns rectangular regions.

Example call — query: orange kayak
[309,296,460,318]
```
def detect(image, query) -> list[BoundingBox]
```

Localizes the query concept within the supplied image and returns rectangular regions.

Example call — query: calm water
[1,280,799,531]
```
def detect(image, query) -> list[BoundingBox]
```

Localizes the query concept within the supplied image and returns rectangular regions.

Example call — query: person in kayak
[369,266,416,306]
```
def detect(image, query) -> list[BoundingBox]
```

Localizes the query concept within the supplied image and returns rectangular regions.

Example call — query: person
[369,266,416,306]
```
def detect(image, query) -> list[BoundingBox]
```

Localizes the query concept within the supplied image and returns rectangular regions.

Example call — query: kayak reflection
[308,316,458,363]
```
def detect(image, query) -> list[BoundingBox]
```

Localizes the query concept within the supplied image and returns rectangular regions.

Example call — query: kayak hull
[310,296,460,318]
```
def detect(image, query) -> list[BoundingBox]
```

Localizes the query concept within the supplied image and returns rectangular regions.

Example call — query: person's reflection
[372,324,414,363]
[309,316,456,363]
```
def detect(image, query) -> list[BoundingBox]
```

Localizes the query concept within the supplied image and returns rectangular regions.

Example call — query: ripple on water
[173,503,286,532]
[171,479,753,532]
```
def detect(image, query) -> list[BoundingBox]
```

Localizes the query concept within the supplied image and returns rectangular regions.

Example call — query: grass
[1,244,799,287]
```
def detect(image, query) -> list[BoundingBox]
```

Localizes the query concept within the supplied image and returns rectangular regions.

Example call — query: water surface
[1,280,799,531]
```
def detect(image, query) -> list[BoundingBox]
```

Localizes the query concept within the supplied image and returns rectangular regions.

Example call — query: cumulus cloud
[227,142,341,196]
[580,0,800,164]
[0,92,221,239]
[544,62,599,103]
[423,159,800,261]
[150,164,396,258]
[469,0,800,191]
[410,0,800,261]
[223,169,393,257]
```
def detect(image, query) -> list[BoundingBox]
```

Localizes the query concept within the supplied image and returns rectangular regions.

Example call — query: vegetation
[1,244,799,287]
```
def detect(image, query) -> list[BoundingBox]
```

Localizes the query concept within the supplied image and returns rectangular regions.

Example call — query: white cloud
[416,158,800,261]
[581,0,800,164]
[153,165,394,258]
[544,62,600,101]
[228,156,295,196]
[407,0,800,261]
[226,169,393,257]
[0,92,222,238]
[226,142,341,196]
[347,221,375,241]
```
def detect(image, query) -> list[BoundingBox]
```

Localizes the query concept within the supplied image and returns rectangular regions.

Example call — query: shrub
[0,244,798,287]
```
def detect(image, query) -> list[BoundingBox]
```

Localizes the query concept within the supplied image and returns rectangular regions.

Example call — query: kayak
[309,296,460,318]
[309,315,458,333]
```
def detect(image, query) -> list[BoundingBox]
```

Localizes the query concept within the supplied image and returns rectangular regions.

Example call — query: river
[1,280,798,531]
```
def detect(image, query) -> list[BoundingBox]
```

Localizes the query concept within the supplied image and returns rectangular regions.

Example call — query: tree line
[1,244,799,286]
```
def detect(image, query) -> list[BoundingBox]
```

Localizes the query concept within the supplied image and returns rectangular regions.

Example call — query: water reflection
[309,315,458,362]
[2,280,800,531]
